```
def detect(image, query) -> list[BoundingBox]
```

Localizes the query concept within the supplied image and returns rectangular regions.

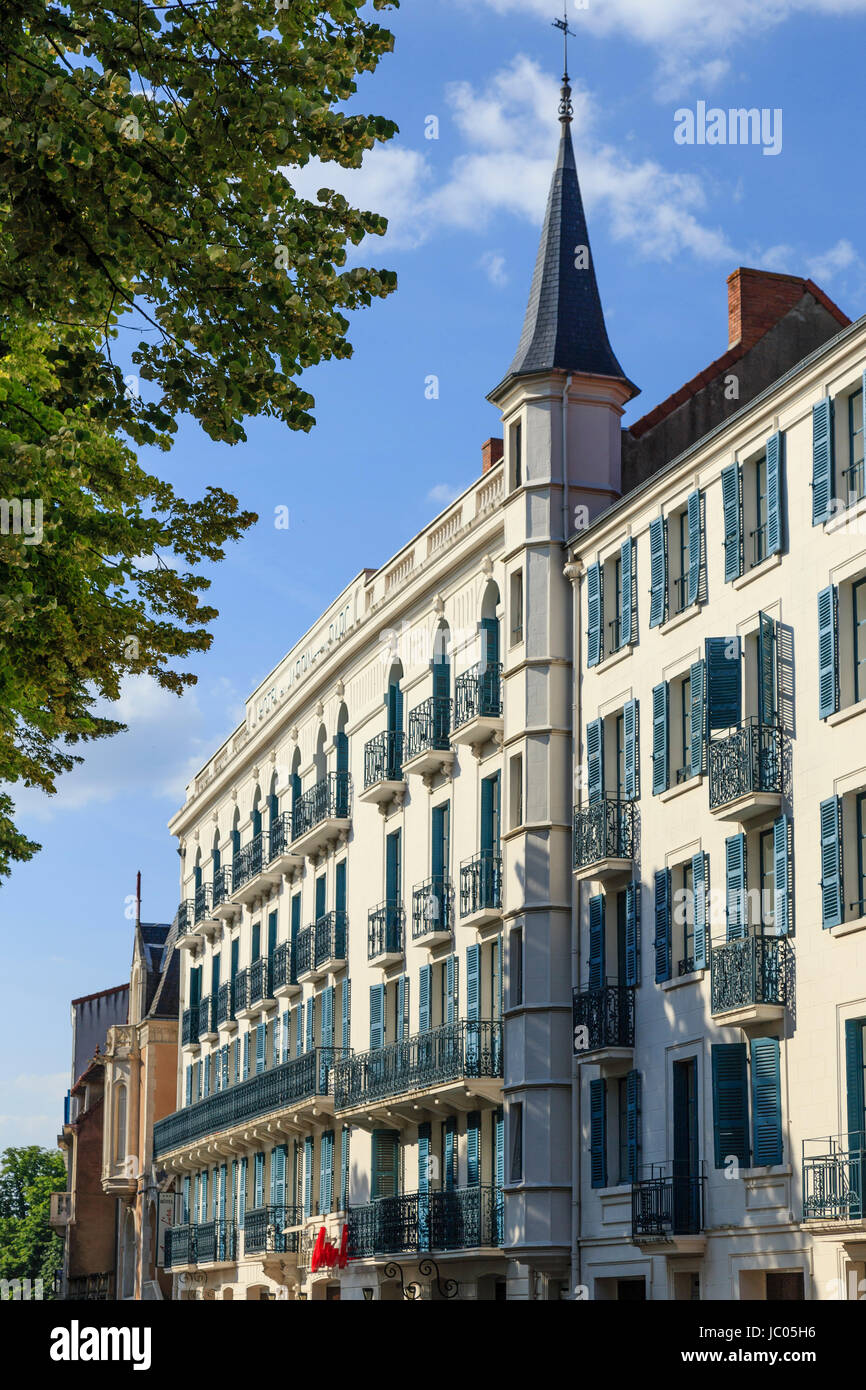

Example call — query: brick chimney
[482,437,504,474]
[727,268,809,351]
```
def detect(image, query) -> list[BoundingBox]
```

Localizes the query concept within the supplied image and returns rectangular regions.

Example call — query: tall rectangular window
[510,570,524,646]
[509,1103,523,1182]
[753,453,768,566]
[617,1078,630,1185]
[677,510,690,614]
[615,713,625,802]
[509,753,523,830]
[509,925,523,1007]
[680,861,694,973]
[759,828,775,931]
[848,388,864,503]
[512,420,522,489]
[857,791,866,920]
[679,673,691,782]
[612,553,622,652]
[854,578,866,704]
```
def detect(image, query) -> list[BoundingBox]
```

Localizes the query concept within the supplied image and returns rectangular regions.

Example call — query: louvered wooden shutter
[466,944,480,1021]
[588,894,605,989]
[687,489,702,606]
[751,1037,783,1166]
[652,681,669,795]
[721,463,743,581]
[689,659,705,777]
[589,1078,607,1188]
[819,795,843,929]
[587,561,603,666]
[623,698,638,800]
[818,585,839,719]
[626,1070,641,1182]
[624,882,640,987]
[812,398,834,524]
[467,1112,481,1186]
[654,869,672,983]
[692,851,709,970]
[706,636,742,731]
[649,516,667,627]
[620,537,634,646]
[773,815,790,936]
[725,834,747,941]
[766,432,783,555]
[586,717,604,804]
[711,1043,750,1168]
[369,983,384,1049]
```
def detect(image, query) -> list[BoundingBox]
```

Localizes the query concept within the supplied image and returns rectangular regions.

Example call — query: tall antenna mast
[135,870,141,928]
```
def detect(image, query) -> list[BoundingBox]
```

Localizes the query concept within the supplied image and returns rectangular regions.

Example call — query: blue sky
[4,0,866,1149]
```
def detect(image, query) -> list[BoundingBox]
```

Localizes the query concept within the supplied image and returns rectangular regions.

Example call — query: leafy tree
[0,1145,67,1294]
[0,1,399,877]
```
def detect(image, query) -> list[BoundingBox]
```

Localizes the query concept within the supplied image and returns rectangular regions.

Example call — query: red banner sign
[311,1224,349,1273]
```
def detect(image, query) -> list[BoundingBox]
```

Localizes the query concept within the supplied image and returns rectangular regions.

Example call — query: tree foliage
[0,1145,67,1292]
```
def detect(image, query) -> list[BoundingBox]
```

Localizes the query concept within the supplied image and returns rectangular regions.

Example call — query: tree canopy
[0,1145,67,1291]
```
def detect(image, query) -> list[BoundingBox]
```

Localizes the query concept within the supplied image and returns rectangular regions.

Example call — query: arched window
[335,704,349,816]
[433,621,452,742]
[212,831,221,880]
[291,748,302,831]
[231,809,241,864]
[314,725,327,784]
[193,850,202,894]
[251,788,262,840]
[268,772,279,829]
[480,582,501,671]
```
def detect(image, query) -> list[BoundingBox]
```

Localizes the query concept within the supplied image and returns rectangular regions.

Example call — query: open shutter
[587,561,603,667]
[620,538,634,646]
[369,983,384,1049]
[418,965,431,1033]
[654,869,672,983]
[238,1158,247,1229]
[623,698,638,800]
[689,659,705,777]
[321,985,335,1050]
[281,1013,289,1065]
[721,464,743,582]
[295,1004,303,1056]
[773,815,790,937]
[706,637,742,732]
[812,398,834,525]
[255,1022,266,1075]
[586,717,604,804]
[320,1132,334,1214]
[819,795,843,929]
[466,945,480,1021]
[305,998,315,1054]
[589,1078,607,1189]
[758,612,777,726]
[751,1037,783,1166]
[692,851,709,970]
[396,976,409,1041]
[342,979,351,1052]
[446,954,458,1023]
[588,895,605,989]
[340,1128,350,1211]
[467,1112,481,1186]
[818,585,839,719]
[271,1144,287,1207]
[242,1032,249,1079]
[687,489,702,606]
[725,834,747,941]
[766,432,783,556]
[649,516,667,628]
[418,1122,431,1194]
[303,1136,313,1216]
[626,1070,641,1182]
[652,681,669,795]
[624,882,640,987]
[711,1043,750,1168]
[845,1020,866,1145]
[253,1152,264,1208]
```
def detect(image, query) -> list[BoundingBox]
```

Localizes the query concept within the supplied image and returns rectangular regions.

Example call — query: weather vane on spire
[552,4,575,124]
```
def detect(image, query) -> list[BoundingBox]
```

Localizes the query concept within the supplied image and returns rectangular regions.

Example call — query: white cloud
[427,483,462,506]
[480,251,509,286]
[807,238,862,283]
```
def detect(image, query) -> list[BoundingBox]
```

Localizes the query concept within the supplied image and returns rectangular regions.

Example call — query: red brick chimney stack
[727,268,809,351]
[482,438,504,474]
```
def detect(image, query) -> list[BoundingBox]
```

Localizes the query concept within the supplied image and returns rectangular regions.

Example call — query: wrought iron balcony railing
[407,695,452,759]
[632,1163,707,1239]
[296,912,347,976]
[165,1224,195,1269]
[195,1220,237,1265]
[181,1007,199,1047]
[454,662,502,728]
[231,968,249,1015]
[460,852,502,917]
[364,730,405,787]
[293,772,351,840]
[198,994,217,1037]
[573,797,637,870]
[572,982,635,1052]
[268,811,293,861]
[154,1048,347,1157]
[708,716,785,812]
[212,866,233,909]
[249,956,273,1006]
[803,1133,865,1222]
[216,980,234,1027]
[710,934,789,1014]
[272,940,297,992]
[333,1019,502,1112]
[243,1204,302,1256]
[232,832,267,893]
[412,876,453,939]
[177,900,195,936]
[368,901,405,960]
[194,883,213,924]
[348,1185,503,1259]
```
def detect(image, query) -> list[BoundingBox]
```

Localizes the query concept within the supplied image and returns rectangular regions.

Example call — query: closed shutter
[766,432,783,555]
[369,983,384,1049]
[182,1176,190,1224]
[372,1130,398,1200]
[320,985,334,1053]
[711,1043,750,1168]
[396,976,409,1041]
[444,1116,457,1191]
[626,1070,641,1183]
[620,537,634,646]
[812,398,834,525]
[725,834,747,941]
[467,1112,481,1186]
[255,1022,265,1075]
[623,698,639,800]
[238,1158,247,1229]
[721,463,743,581]
[624,882,640,987]
[281,1011,289,1064]
[272,1016,281,1069]
[759,612,777,726]
[466,944,480,1021]
[418,965,431,1032]
[751,1037,783,1166]
[303,1136,313,1217]
[305,997,315,1053]
[446,954,458,1023]
[315,873,326,923]
[649,516,667,628]
[588,894,605,989]
[706,636,742,731]
[342,979,351,1052]
[845,1020,866,1145]
[587,561,603,667]
[418,1122,431,1194]
[320,1131,334,1214]
[689,659,705,777]
[185,1066,192,1107]
[340,1127,351,1211]
[495,1108,504,1189]
[773,816,791,936]
[820,795,843,929]
[652,681,669,795]
[587,717,604,804]
[589,1078,607,1188]
[687,489,702,606]
[242,1034,249,1079]
[692,852,709,970]
[654,869,672,983]
[295,1003,303,1055]
[818,585,839,719]
[253,1152,264,1208]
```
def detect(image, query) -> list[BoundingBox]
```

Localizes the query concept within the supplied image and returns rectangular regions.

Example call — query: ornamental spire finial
[552,4,575,124]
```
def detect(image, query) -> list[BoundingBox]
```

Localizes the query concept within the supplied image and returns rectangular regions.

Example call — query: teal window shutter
[689,659,705,777]
[692,851,709,970]
[321,985,334,1050]
[494,1108,504,1189]
[369,983,384,1049]
[295,1003,303,1055]
[773,815,791,936]
[623,698,638,800]
[418,1122,431,1194]
[818,584,839,719]
[466,944,480,1021]
[652,681,669,795]
[255,1022,265,1075]
[444,1116,457,1191]
[706,636,742,731]
[253,1151,264,1208]
[588,894,605,989]
[270,1144,287,1207]
[687,489,702,606]
[372,1130,398,1200]
[711,1043,750,1169]
[342,979,351,1052]
[721,463,743,581]
[820,795,843,929]
[845,1020,866,1143]
[418,965,431,1032]
[238,1157,247,1228]
[281,1011,289,1064]
[303,1136,313,1216]
[182,1176,190,1224]
[340,1127,351,1211]
[320,1131,334,1214]
[654,868,672,983]
[751,1037,783,1166]
[587,561,603,667]
[305,998,315,1053]
[624,882,640,987]
[586,717,604,804]
[758,612,777,726]
[725,834,747,941]
[812,398,834,524]
[766,432,783,555]
[446,954,458,1023]
[467,1112,481,1186]
[625,1070,641,1182]
[649,516,667,627]
[396,975,409,1041]
[620,538,635,646]
[185,1066,192,1106]
[589,1078,607,1188]
[242,1032,249,1079]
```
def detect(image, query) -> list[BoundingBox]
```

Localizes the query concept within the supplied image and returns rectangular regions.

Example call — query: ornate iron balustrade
[165,1225,195,1268]
[708,716,785,811]
[296,924,314,977]
[803,1133,865,1221]
[460,852,502,917]
[177,900,195,935]
[231,968,249,1015]
[293,772,351,839]
[348,1185,503,1259]
[573,798,636,870]
[198,994,217,1036]
[315,910,347,966]
[232,832,268,893]
[407,695,452,759]
[249,957,273,1005]
[364,730,405,787]
[412,876,453,939]
[333,1019,502,1112]
[272,940,297,992]
[268,811,293,861]
[454,662,502,728]
[710,934,789,1014]
[195,1220,237,1265]
[243,1204,302,1255]
[154,1048,348,1157]
[194,883,213,924]
[181,1008,199,1047]
[212,866,233,909]
[368,901,405,960]
[572,982,635,1052]
[632,1163,706,1239]
[216,981,234,1027]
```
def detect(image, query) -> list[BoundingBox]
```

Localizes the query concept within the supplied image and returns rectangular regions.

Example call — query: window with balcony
[589,1072,641,1190]
[654,853,709,983]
